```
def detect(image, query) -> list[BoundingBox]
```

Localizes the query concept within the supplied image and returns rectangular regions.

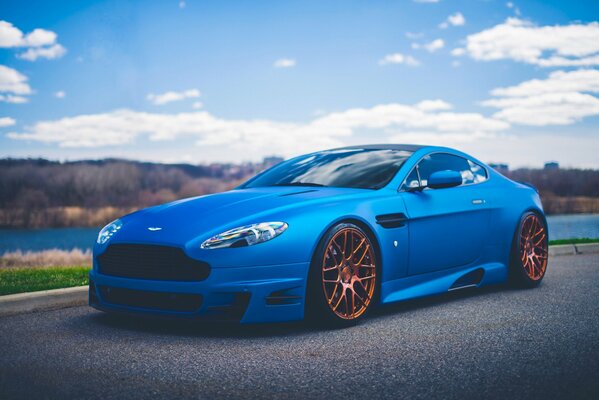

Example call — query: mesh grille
[97,244,210,281]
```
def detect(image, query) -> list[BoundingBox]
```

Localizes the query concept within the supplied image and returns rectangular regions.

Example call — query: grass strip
[0,266,90,296]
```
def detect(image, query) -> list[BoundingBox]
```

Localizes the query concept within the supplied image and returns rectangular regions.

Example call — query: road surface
[1,254,598,399]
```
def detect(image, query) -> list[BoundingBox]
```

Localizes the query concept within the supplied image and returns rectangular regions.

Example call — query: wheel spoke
[332,287,344,310]
[321,227,377,320]
[519,215,548,281]
[352,238,366,256]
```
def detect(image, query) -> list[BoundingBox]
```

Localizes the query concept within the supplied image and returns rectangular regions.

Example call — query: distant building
[489,163,509,174]
[263,156,284,167]
[544,161,559,170]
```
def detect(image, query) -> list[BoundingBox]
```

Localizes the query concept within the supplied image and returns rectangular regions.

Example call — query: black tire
[509,211,549,288]
[306,222,380,327]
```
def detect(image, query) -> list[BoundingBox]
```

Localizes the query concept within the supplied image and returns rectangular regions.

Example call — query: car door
[401,153,490,275]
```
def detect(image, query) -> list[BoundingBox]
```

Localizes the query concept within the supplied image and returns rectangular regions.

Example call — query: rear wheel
[510,212,549,288]
[307,223,378,326]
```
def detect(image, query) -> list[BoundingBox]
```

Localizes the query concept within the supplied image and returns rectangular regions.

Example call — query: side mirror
[428,170,462,189]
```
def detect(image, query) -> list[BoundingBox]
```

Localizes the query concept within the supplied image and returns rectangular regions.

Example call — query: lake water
[1,214,598,253]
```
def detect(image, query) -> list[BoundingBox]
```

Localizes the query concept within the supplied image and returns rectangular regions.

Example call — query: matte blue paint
[90,145,544,323]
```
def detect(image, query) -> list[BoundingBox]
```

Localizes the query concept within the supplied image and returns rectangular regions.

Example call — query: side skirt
[380,262,508,305]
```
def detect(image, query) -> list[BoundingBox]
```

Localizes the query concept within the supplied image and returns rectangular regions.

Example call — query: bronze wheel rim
[322,228,376,320]
[519,214,548,281]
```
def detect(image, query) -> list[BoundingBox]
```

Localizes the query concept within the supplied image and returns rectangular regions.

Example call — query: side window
[401,153,489,190]
[417,153,471,187]
[404,167,420,190]
[466,160,488,184]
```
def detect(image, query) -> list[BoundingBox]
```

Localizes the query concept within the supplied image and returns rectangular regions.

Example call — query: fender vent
[375,213,408,228]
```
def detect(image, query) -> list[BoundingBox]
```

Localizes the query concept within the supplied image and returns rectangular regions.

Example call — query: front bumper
[89,261,309,324]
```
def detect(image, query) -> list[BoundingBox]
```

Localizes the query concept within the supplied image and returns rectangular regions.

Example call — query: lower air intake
[99,286,202,313]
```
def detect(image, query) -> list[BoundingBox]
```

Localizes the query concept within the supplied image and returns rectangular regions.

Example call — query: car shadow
[87,311,313,339]
[83,283,524,338]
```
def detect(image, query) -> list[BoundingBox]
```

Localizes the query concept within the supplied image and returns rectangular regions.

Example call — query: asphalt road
[1,254,598,400]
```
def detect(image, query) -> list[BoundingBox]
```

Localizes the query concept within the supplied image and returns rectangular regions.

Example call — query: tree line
[0,158,597,228]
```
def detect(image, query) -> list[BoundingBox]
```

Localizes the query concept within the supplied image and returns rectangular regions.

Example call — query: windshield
[242,148,414,190]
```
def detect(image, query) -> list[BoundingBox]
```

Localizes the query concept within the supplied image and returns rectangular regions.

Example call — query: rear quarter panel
[482,169,545,267]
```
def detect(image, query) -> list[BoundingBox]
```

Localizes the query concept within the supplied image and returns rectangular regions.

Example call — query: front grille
[99,286,202,312]
[97,244,210,281]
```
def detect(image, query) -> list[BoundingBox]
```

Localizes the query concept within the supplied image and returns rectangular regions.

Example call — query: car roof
[329,144,428,152]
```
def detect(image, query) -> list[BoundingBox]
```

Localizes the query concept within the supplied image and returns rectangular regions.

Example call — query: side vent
[375,213,408,228]
[449,269,484,291]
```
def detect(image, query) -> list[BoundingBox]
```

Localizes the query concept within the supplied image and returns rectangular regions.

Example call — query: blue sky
[1,0,599,167]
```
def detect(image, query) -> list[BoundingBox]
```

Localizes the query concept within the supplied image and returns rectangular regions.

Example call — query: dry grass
[0,248,92,268]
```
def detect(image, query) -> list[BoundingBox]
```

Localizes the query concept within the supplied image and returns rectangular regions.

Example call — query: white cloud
[0,21,25,47]
[0,94,28,103]
[424,39,444,52]
[491,69,599,97]
[483,69,599,125]
[415,99,453,111]
[451,48,466,56]
[379,53,420,66]
[6,102,508,160]
[0,117,16,127]
[0,65,32,99]
[22,28,57,47]
[55,91,66,99]
[459,18,599,67]
[405,32,424,39]
[506,2,521,16]
[0,20,66,61]
[440,12,466,29]
[192,101,203,110]
[18,44,66,61]
[412,39,443,52]
[274,58,296,68]
[147,89,200,105]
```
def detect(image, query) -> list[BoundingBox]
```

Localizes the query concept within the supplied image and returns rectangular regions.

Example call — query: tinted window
[242,149,414,190]
[465,159,488,184]
[402,153,488,189]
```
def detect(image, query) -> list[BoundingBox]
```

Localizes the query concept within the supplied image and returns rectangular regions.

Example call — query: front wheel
[306,223,379,327]
[510,212,549,288]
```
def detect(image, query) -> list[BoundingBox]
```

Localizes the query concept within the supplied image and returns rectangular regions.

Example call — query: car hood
[112,186,373,245]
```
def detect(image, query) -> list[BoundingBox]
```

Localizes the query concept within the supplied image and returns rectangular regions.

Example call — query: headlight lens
[97,219,123,245]
[201,222,288,249]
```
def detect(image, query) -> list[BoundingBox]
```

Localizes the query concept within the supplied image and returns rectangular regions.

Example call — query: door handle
[471,199,485,205]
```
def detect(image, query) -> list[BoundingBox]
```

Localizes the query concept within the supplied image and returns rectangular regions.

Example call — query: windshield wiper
[270,182,326,187]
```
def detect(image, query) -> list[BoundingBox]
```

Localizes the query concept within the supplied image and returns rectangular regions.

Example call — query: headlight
[97,219,123,245]
[201,222,288,249]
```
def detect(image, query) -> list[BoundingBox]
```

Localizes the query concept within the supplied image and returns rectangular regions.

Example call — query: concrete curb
[0,285,88,318]
[548,244,577,256]
[575,243,599,254]
[1,243,599,318]
[548,243,599,256]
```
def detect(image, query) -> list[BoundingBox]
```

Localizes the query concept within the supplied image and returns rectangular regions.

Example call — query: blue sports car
[89,144,549,325]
